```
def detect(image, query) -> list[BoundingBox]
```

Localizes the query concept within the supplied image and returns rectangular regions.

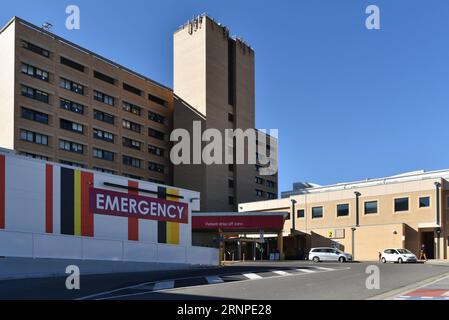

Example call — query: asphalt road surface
[1,261,449,300]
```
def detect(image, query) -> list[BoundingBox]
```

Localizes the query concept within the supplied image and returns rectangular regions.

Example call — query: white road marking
[313,267,335,271]
[296,268,316,273]
[271,270,290,276]
[421,296,433,299]
[243,273,263,280]
[78,266,348,300]
[153,281,175,291]
[206,276,224,284]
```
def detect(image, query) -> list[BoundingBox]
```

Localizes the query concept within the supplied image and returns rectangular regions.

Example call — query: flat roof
[281,169,449,197]
[2,16,171,91]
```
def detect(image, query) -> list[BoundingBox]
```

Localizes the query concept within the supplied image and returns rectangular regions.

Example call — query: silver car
[308,247,353,263]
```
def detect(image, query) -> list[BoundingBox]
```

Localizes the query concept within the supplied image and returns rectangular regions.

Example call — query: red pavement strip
[406,289,449,297]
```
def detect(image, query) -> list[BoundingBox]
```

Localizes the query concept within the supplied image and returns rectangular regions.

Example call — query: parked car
[308,247,353,263]
[381,248,417,264]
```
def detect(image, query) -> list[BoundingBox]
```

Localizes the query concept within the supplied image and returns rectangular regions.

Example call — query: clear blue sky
[2,0,449,194]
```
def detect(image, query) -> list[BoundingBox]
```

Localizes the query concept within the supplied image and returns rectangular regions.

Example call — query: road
[0,261,448,300]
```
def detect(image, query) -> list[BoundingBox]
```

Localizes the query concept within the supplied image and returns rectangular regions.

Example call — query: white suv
[308,247,353,263]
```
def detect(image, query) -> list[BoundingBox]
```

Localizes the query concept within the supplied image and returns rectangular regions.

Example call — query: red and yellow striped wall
[48,167,94,237]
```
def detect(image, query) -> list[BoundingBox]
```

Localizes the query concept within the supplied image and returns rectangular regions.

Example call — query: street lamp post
[352,192,361,259]
[291,199,297,235]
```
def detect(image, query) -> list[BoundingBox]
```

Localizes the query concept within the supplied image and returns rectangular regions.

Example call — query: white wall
[0,151,218,266]
[0,19,15,150]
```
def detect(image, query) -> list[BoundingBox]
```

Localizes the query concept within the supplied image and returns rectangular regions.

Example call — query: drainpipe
[434,182,441,260]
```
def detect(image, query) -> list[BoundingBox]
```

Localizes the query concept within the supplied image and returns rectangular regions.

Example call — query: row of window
[256,189,276,199]
[255,177,276,188]
[20,89,166,140]
[22,63,167,125]
[17,152,166,184]
[22,85,165,135]
[291,196,432,220]
[21,40,168,107]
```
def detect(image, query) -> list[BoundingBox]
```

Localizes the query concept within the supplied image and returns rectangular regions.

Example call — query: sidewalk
[0,257,206,281]
[395,275,449,300]
[424,259,449,266]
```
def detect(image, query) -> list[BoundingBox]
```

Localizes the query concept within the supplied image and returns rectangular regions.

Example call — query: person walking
[419,244,428,261]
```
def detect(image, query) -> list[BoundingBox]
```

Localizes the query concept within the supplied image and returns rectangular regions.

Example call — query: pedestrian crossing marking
[272,270,290,276]
[243,273,263,280]
[153,281,174,291]
[296,268,316,273]
[206,276,224,284]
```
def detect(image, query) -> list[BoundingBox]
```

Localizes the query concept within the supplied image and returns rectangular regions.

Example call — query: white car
[381,248,417,264]
[308,247,353,263]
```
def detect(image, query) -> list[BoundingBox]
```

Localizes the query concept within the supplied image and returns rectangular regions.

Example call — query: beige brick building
[0,16,278,212]
[240,170,449,261]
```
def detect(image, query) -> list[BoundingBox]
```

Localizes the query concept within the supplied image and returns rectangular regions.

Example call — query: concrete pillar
[277,232,284,260]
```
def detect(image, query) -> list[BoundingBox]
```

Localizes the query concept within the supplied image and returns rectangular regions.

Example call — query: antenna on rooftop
[42,22,53,31]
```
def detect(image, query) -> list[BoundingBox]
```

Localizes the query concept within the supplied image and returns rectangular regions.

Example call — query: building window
[21,63,49,82]
[123,173,141,180]
[123,83,142,96]
[123,137,142,150]
[148,144,164,157]
[148,161,165,173]
[20,129,48,145]
[148,178,165,184]
[267,192,276,199]
[19,152,49,161]
[337,204,349,217]
[122,120,141,133]
[94,110,114,125]
[394,197,409,212]
[93,148,114,161]
[60,78,84,95]
[364,201,378,215]
[267,180,276,188]
[21,85,49,103]
[255,177,264,185]
[256,189,264,198]
[148,93,167,107]
[419,197,430,208]
[312,207,323,219]
[22,40,49,58]
[59,139,84,154]
[94,90,114,106]
[93,128,114,143]
[148,128,164,140]
[60,56,85,73]
[228,196,235,205]
[228,113,234,123]
[60,160,84,168]
[60,119,84,134]
[297,209,305,218]
[94,71,115,85]
[228,179,234,188]
[93,167,116,174]
[123,102,142,116]
[123,155,141,168]
[21,107,49,124]
[60,98,84,114]
[148,111,165,124]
